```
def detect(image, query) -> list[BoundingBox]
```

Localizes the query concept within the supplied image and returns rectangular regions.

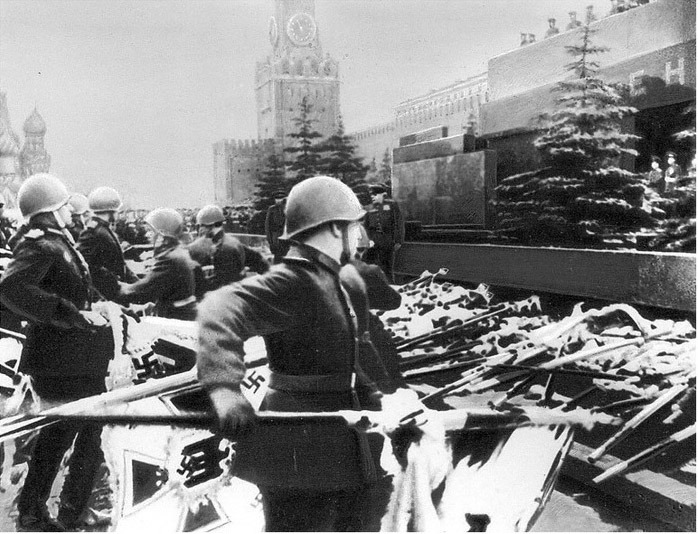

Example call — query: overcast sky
[1,0,609,209]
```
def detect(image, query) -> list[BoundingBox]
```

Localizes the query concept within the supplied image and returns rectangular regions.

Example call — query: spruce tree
[316,116,369,188]
[493,21,654,247]
[379,148,392,185]
[253,151,288,213]
[284,97,324,185]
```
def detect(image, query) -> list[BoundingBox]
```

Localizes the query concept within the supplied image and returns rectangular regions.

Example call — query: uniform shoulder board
[86,220,99,229]
[24,229,45,240]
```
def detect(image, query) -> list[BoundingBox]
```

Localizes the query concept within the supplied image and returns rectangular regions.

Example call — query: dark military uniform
[0,215,112,529]
[265,202,289,262]
[364,199,404,281]
[77,216,136,301]
[648,168,665,192]
[188,231,268,294]
[664,162,682,194]
[120,242,198,320]
[197,243,380,531]
[342,260,404,393]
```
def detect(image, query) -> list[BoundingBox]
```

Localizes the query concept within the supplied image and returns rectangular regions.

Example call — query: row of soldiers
[0,173,407,531]
[647,151,687,194]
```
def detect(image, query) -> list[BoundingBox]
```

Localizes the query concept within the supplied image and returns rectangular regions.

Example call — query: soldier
[364,183,404,282]
[118,208,198,320]
[545,18,560,38]
[664,151,682,194]
[188,204,269,295]
[566,11,582,30]
[197,176,381,531]
[0,174,113,531]
[0,191,10,252]
[648,155,664,192]
[585,4,598,24]
[78,187,137,301]
[265,191,289,262]
[66,193,90,242]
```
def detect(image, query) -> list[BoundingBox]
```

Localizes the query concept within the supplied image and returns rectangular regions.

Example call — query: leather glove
[209,386,256,438]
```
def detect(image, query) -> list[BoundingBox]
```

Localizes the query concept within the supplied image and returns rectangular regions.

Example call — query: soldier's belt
[269,371,357,393]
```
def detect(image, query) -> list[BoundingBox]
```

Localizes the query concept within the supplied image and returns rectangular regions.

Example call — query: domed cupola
[23,107,47,136]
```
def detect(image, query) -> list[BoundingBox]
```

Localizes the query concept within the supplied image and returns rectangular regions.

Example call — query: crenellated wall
[213,138,277,205]
[351,73,489,164]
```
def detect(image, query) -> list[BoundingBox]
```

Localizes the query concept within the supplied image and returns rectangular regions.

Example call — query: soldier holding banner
[119,207,199,320]
[188,204,269,295]
[0,174,113,531]
[78,186,137,301]
[197,176,381,531]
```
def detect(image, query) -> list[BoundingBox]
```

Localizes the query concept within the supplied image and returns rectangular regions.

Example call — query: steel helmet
[145,208,184,238]
[88,186,123,212]
[196,204,225,226]
[281,176,365,240]
[68,193,90,215]
[17,173,70,219]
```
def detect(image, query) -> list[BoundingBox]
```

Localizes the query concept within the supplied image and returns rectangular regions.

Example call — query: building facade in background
[352,73,489,164]
[214,0,340,206]
[353,0,695,186]
[19,107,51,179]
[0,96,51,210]
[215,0,694,207]
[0,92,21,209]
[481,0,695,181]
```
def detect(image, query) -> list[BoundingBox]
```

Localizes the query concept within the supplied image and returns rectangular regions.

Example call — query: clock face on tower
[287,12,316,46]
[269,16,278,47]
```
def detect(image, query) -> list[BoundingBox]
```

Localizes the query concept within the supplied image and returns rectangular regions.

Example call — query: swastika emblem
[241,370,266,394]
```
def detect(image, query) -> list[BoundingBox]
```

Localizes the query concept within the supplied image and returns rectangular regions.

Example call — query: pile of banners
[0,300,597,532]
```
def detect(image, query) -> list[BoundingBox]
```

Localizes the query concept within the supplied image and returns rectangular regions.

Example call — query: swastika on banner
[176,435,233,488]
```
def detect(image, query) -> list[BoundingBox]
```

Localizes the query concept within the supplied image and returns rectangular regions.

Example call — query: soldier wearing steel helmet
[0,173,114,531]
[66,193,90,241]
[118,207,199,320]
[188,204,269,295]
[77,187,137,301]
[197,176,381,531]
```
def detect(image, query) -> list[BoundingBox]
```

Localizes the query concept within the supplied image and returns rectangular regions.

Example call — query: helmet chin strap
[52,209,67,229]
[52,209,76,245]
[339,225,352,265]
